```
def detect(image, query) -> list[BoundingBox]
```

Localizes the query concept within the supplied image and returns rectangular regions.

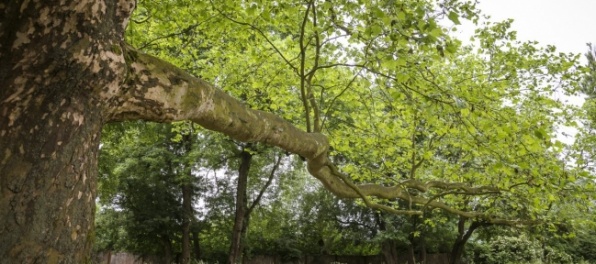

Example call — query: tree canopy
[120,0,587,224]
[1,0,595,262]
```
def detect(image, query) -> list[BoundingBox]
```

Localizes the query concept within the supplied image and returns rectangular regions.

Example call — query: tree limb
[110,46,534,226]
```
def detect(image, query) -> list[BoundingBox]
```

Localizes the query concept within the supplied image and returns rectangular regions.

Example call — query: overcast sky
[458,0,596,57]
[454,1,596,143]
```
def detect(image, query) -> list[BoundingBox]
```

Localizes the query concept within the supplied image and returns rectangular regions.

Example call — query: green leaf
[448,11,461,25]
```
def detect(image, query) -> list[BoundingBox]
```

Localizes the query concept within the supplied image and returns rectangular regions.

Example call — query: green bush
[468,233,574,264]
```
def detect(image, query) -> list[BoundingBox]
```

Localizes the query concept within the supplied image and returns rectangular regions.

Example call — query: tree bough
[117,47,531,226]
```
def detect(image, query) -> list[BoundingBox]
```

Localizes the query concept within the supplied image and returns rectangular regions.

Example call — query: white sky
[455,1,596,145]
[470,0,596,56]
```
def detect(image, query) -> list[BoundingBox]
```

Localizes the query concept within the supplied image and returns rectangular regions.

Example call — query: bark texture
[1,0,133,262]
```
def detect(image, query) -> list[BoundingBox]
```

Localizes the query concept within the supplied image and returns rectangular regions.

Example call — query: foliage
[95,0,596,261]
[468,231,574,264]
[124,0,589,225]
[97,122,196,258]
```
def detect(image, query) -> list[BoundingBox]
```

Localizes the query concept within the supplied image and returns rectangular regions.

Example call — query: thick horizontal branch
[107,46,529,226]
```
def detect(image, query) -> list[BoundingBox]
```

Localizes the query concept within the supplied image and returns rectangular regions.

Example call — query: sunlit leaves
[124,0,589,224]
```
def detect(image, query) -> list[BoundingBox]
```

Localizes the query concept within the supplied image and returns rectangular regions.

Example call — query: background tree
[97,122,206,263]
[0,0,592,262]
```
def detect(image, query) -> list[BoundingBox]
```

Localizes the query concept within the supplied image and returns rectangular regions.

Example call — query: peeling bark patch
[19,0,30,13]
[70,225,80,241]
[3,77,27,104]
[196,90,215,113]
[66,198,73,207]
[12,30,32,50]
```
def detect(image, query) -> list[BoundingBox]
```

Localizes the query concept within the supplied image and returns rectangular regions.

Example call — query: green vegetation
[95,0,596,263]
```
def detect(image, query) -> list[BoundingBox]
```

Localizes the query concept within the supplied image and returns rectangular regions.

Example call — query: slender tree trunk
[228,149,252,264]
[449,217,467,264]
[449,217,484,264]
[376,213,398,264]
[420,237,427,264]
[381,241,399,264]
[239,213,251,262]
[450,239,466,264]
[181,183,192,264]
[192,227,201,260]
[407,216,418,264]
[407,238,416,264]
[180,128,194,264]
[107,250,112,264]
[162,236,173,264]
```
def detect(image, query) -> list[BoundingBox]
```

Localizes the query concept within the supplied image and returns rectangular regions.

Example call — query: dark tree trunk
[0,0,133,262]
[407,215,418,264]
[106,250,112,264]
[450,239,466,264]
[381,241,399,264]
[162,236,173,264]
[181,183,192,264]
[407,238,416,264]
[180,128,194,264]
[449,217,485,264]
[376,213,398,264]
[192,227,201,260]
[420,237,427,264]
[228,149,252,264]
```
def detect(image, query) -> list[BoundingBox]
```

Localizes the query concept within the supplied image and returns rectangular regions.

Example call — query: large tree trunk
[0,0,133,262]
[228,149,252,264]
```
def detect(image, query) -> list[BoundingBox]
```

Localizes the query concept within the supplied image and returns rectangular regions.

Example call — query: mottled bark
[0,0,133,262]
